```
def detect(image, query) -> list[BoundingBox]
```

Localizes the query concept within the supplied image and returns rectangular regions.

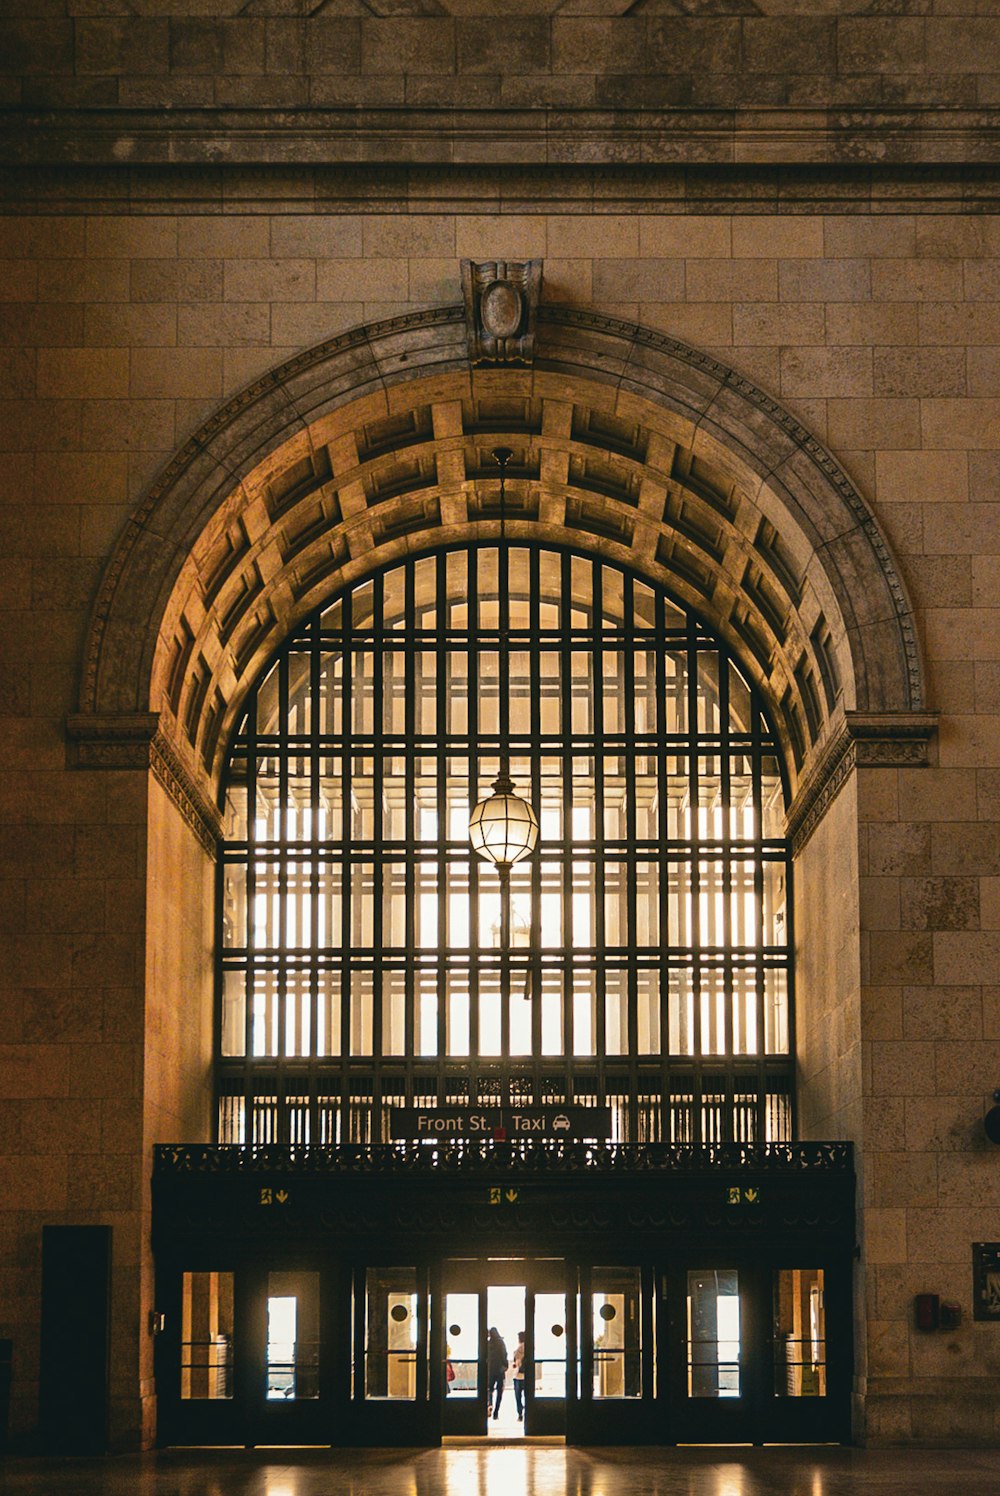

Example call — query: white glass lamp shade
[469,788,539,868]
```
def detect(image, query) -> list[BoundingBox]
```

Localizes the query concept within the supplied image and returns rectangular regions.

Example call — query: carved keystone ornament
[461,258,542,365]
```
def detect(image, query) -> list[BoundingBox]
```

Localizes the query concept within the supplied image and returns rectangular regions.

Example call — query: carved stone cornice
[787,711,937,855]
[4,106,1000,170]
[7,165,1000,217]
[66,712,221,857]
[66,711,160,770]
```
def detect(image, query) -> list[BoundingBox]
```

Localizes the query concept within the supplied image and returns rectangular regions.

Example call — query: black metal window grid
[217,543,794,1144]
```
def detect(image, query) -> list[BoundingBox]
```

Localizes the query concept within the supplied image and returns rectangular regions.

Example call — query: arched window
[218,544,792,1145]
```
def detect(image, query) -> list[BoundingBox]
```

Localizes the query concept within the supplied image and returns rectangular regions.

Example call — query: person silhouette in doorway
[486,1326,508,1420]
[512,1330,525,1421]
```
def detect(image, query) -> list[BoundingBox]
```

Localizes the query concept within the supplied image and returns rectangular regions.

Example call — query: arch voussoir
[75,303,929,818]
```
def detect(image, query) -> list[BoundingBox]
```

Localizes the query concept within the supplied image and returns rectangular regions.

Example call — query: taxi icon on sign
[552,1114,571,1132]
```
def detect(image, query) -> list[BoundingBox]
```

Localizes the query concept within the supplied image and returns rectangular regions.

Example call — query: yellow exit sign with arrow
[489,1187,519,1205]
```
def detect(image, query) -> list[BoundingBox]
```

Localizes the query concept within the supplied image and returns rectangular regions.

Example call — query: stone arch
[71,304,931,839]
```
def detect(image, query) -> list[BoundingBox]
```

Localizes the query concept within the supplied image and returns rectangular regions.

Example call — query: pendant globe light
[469,757,539,870]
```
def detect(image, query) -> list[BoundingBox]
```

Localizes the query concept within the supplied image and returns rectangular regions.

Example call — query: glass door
[661,1258,851,1445]
[769,1263,850,1442]
[666,1263,759,1442]
[569,1265,654,1443]
[162,1268,241,1444]
[441,1262,486,1436]
[528,1283,569,1436]
[444,1291,480,1409]
[256,1269,325,1442]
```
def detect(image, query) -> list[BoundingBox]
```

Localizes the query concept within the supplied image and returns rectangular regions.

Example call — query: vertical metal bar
[784,840,796,1142]
[686,611,703,1142]
[468,545,481,1096]
[528,545,543,1098]
[213,851,225,1142]
[276,649,290,1141]
[244,690,258,1135]
[559,551,574,1086]
[622,571,639,1140]
[592,557,607,1108]
[309,614,321,1141]
[499,860,511,1084]
[654,587,671,1141]
[750,692,766,1142]
[498,539,511,1083]
[372,570,386,1126]
[718,651,733,1142]
[435,549,449,1102]
[340,583,354,1135]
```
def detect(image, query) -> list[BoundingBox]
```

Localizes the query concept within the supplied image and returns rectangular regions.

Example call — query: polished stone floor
[2,1447,1000,1496]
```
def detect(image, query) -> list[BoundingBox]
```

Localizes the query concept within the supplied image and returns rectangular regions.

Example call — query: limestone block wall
[0,760,148,1445]
[857,758,1000,1444]
[2,195,1000,1444]
[1,5,999,161]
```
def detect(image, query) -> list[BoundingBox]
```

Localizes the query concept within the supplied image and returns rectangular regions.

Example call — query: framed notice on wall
[972,1243,1000,1321]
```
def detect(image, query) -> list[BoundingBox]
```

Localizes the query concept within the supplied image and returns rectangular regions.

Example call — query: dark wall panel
[40,1226,112,1456]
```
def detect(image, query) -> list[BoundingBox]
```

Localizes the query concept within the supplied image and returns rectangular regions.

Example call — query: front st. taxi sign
[389,1105,611,1141]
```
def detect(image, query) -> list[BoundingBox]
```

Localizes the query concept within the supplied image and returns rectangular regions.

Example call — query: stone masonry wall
[0,6,998,119]
[2,198,1000,1443]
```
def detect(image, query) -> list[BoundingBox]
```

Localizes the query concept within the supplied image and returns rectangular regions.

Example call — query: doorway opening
[442,1258,568,1444]
[486,1285,525,1437]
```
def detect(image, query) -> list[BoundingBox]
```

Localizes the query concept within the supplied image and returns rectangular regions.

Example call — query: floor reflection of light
[717,1468,747,1496]
[485,1449,530,1496]
[438,1448,487,1496]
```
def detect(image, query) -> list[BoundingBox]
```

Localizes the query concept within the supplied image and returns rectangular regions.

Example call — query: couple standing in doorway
[486,1327,525,1420]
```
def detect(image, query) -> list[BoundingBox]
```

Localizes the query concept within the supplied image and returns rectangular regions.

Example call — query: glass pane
[224,780,248,841]
[731,861,757,948]
[697,651,722,733]
[667,968,694,1056]
[534,1291,567,1399]
[181,1271,233,1400]
[251,969,279,1056]
[732,968,758,1056]
[605,968,627,1057]
[382,969,406,1056]
[761,755,784,838]
[774,1269,826,1397]
[699,969,726,1056]
[283,972,311,1057]
[222,864,247,948]
[592,1267,641,1399]
[221,970,245,1057]
[730,754,756,840]
[267,1271,319,1400]
[316,971,341,1056]
[350,970,373,1056]
[687,1269,740,1398]
[365,1267,417,1400]
[447,971,470,1057]
[764,968,789,1054]
[763,860,788,946]
[636,968,660,1055]
[445,1292,479,1398]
